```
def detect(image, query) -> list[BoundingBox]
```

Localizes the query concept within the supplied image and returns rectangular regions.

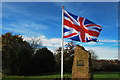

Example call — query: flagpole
[61,5,64,80]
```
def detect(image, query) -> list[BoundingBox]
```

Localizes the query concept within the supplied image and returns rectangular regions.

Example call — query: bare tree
[88,49,98,60]
[88,49,100,71]
[28,37,43,54]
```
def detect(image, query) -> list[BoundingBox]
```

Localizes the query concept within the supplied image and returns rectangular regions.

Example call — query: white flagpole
[61,6,64,80]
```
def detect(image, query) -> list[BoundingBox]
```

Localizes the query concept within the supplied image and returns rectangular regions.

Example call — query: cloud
[9,22,48,30]
[42,37,61,47]
[83,42,103,46]
[2,3,37,19]
[85,46,118,59]
[3,3,61,22]
[2,21,48,36]
[23,36,118,59]
[85,42,97,45]
[82,39,119,46]
[23,35,62,48]
[99,40,119,42]
[23,35,70,53]
[2,3,27,19]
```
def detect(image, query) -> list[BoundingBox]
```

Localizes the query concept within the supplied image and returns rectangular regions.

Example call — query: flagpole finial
[62,6,64,9]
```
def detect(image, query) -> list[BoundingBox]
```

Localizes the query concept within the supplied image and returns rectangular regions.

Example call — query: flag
[63,10,102,42]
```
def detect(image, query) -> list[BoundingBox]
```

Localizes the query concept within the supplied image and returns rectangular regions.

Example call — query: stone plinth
[72,45,93,80]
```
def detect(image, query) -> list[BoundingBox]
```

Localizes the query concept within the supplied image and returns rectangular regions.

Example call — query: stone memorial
[72,45,93,80]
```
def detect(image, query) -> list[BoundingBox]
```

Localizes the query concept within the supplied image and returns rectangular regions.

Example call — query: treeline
[1,33,120,76]
[92,60,120,72]
[2,33,57,75]
[2,33,75,75]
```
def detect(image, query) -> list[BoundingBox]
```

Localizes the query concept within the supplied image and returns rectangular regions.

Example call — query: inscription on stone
[76,60,84,66]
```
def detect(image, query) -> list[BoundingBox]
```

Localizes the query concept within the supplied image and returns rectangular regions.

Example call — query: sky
[1,2,119,59]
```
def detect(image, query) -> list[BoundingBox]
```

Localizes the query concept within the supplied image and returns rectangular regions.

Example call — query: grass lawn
[93,72,119,78]
[2,72,120,80]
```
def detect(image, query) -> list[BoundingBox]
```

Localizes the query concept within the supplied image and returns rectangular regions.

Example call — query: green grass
[2,72,120,80]
[2,74,60,78]
[64,72,119,78]
[93,72,119,78]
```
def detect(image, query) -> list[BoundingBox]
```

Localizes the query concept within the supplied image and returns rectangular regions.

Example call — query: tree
[32,47,55,74]
[88,50,101,71]
[55,41,99,72]
[54,47,61,72]
[88,50,98,60]
[29,37,43,48]
[2,32,59,75]
[2,32,33,75]
[54,41,75,73]
[25,37,43,54]
[63,42,75,72]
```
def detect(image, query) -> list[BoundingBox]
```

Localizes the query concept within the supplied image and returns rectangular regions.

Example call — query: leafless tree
[28,37,43,54]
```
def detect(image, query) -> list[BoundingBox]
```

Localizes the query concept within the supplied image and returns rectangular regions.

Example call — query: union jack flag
[63,10,102,42]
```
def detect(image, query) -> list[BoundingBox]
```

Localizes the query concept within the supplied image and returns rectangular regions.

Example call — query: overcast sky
[1,2,119,59]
